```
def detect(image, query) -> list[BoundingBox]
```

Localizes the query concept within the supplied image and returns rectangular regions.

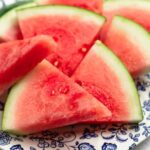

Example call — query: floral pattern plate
[0,1,150,150]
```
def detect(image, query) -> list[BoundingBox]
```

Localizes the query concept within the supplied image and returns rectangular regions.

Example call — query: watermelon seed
[75,80,82,86]
[53,60,60,67]
[81,47,87,53]
[50,90,56,96]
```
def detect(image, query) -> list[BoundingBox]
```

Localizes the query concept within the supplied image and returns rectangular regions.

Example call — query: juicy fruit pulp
[17,5,105,76]
[102,0,150,32]
[72,41,143,122]
[0,1,144,135]
[2,60,111,135]
[102,16,150,77]
[0,2,36,42]
[0,35,55,95]
[36,0,103,13]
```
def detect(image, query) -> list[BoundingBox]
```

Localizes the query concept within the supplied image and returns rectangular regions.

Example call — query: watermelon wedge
[2,60,111,135]
[102,0,150,32]
[0,35,55,95]
[0,1,32,17]
[72,41,143,122]
[102,16,150,77]
[17,5,105,76]
[36,0,103,13]
[0,2,36,42]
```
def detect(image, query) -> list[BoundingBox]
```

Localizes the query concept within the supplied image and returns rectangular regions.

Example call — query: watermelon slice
[102,0,150,33]
[72,41,143,122]
[17,5,105,76]
[2,60,111,135]
[0,35,55,95]
[102,16,150,77]
[36,0,103,13]
[0,1,32,17]
[0,2,36,42]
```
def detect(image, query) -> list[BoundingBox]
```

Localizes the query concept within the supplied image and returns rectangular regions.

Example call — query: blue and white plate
[0,1,150,150]
[0,74,150,150]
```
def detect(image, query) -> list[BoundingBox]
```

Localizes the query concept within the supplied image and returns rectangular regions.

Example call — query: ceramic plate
[0,1,150,150]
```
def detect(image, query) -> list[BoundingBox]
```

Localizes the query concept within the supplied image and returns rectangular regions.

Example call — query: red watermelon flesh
[0,23,22,42]
[17,5,105,76]
[102,16,150,77]
[36,0,103,13]
[0,35,55,95]
[101,0,150,41]
[2,60,111,135]
[72,41,143,122]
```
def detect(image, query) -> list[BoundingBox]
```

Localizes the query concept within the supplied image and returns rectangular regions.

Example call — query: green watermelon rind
[0,1,33,17]
[94,41,143,122]
[110,16,150,74]
[17,5,105,26]
[103,0,150,12]
[2,42,143,135]
[0,2,36,40]
[2,61,52,135]
[2,80,27,135]
[2,60,111,135]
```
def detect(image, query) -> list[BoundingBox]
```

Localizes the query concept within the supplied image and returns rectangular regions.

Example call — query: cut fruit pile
[72,41,142,122]
[3,60,111,135]
[17,5,105,76]
[102,16,150,77]
[0,35,55,95]
[1,0,149,135]
[102,0,150,32]
[36,0,103,13]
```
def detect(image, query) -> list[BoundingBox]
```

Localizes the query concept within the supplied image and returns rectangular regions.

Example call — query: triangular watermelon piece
[0,35,55,95]
[102,0,150,32]
[0,2,36,42]
[102,16,150,77]
[36,0,103,14]
[72,41,143,122]
[17,5,105,76]
[2,60,111,135]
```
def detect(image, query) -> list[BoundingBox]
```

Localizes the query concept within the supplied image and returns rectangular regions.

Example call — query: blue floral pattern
[80,128,98,139]
[102,143,117,150]
[143,100,150,111]
[100,124,128,142]
[78,143,96,150]
[0,132,12,146]
[10,144,24,150]
[129,143,137,150]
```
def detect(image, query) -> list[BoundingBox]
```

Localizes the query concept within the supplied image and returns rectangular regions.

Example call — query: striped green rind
[93,41,143,122]
[17,5,105,26]
[104,0,150,11]
[2,60,111,135]
[111,16,150,74]
[0,1,32,17]
[2,79,28,135]
[2,61,50,135]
